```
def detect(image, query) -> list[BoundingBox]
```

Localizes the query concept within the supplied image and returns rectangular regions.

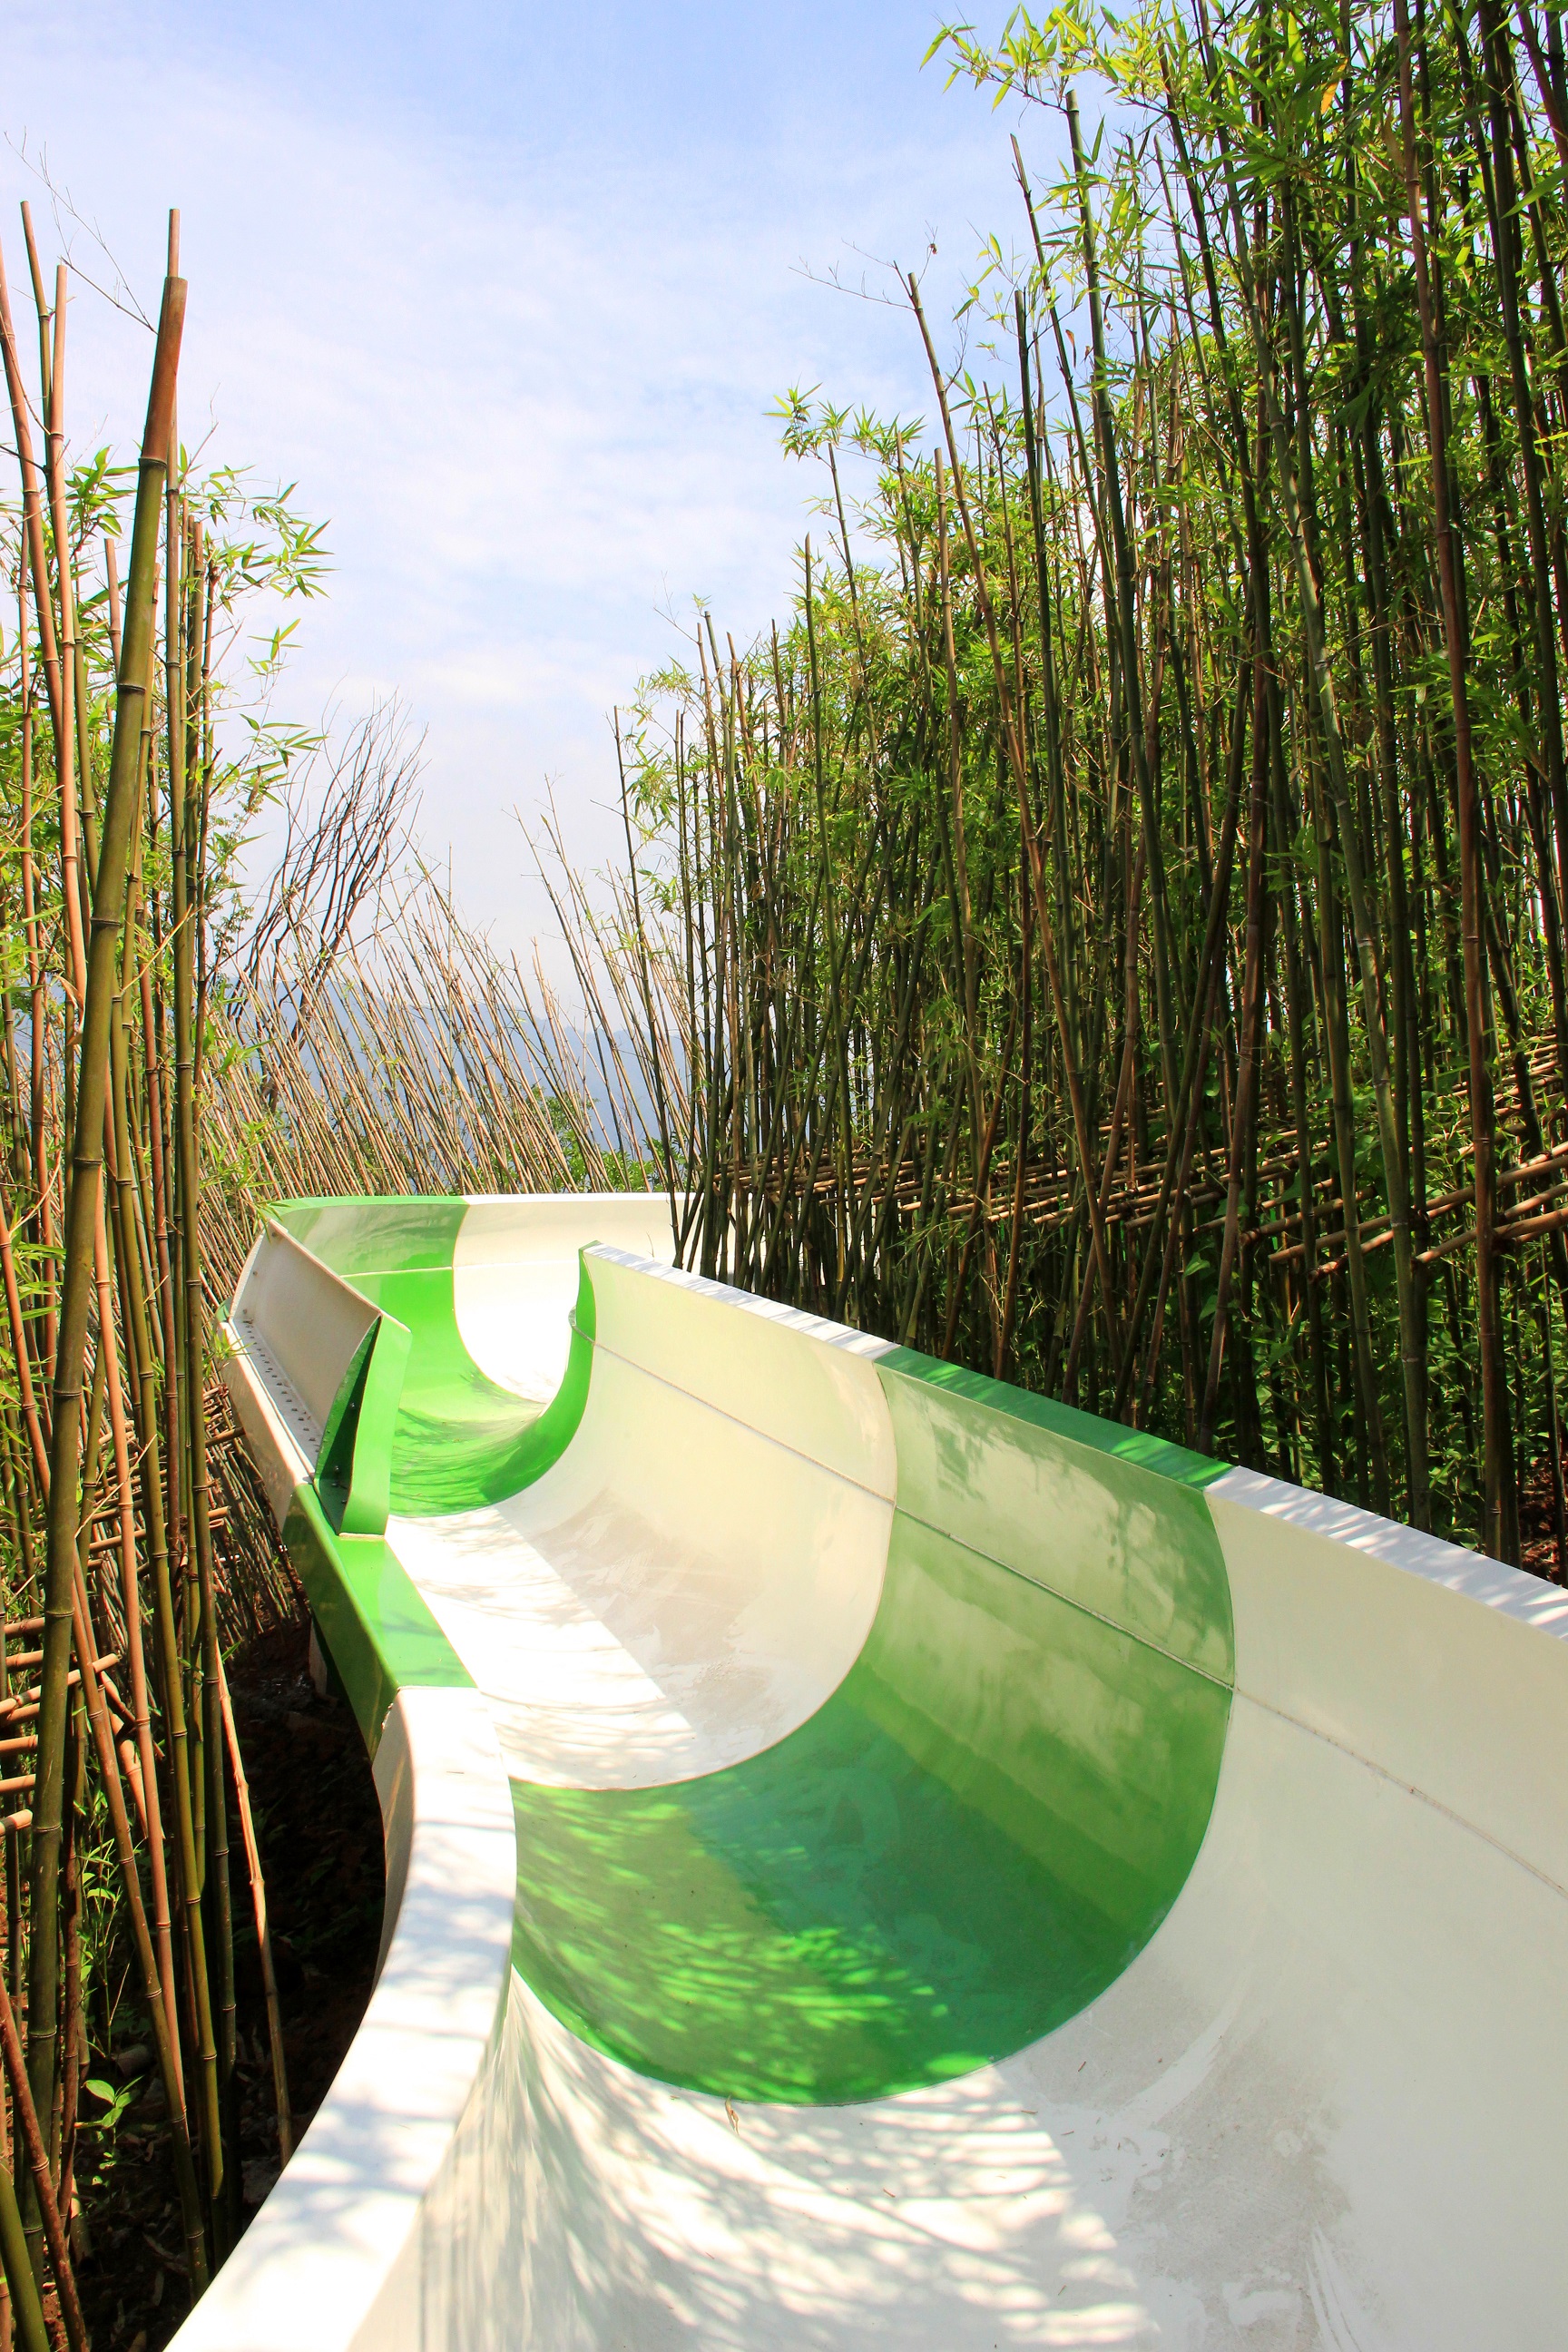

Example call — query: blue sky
[5,2,1063,960]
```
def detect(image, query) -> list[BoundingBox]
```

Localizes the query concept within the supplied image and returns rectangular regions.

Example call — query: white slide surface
[183,1192,1568,2350]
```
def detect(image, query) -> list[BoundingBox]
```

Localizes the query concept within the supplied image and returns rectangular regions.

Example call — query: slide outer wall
[189,1194,1568,2349]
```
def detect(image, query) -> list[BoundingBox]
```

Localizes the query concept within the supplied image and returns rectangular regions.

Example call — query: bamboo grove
[0,213,314,2344]
[0,189,648,2338]
[609,0,1568,1573]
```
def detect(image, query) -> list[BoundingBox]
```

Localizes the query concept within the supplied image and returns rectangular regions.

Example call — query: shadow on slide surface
[272,1193,1233,2104]
[509,1504,1228,2102]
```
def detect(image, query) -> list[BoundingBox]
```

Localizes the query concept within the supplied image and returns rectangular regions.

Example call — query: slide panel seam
[1228,1684,1568,1905]
[582,1330,896,1504]
[877,1353,1235,1690]
[1208,1464,1568,1897]
[895,1507,1235,1693]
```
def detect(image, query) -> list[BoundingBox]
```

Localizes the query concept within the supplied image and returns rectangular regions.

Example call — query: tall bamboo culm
[592,0,1568,1576]
[0,208,309,2340]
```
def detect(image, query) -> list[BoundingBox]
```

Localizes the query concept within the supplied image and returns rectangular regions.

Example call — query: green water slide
[192,1191,1568,2352]
[262,1192,1231,2106]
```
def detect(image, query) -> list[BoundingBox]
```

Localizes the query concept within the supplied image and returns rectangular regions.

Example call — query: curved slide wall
[189,1192,1568,2350]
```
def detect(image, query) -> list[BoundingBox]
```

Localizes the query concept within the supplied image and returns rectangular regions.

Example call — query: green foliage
[609,0,1568,1569]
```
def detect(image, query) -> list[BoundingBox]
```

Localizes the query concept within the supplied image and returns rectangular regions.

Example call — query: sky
[3,1,1061,966]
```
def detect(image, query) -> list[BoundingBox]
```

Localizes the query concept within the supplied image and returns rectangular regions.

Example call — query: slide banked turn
[182,1192,1568,2350]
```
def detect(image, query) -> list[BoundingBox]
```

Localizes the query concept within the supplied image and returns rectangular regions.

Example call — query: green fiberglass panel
[265,1196,593,1515]
[266,1195,468,1280]
[281,1484,471,1751]
[345,1261,545,1513]
[317,1311,412,1535]
[877,1350,1231,1492]
[510,1513,1229,2104]
[877,1352,1234,1684]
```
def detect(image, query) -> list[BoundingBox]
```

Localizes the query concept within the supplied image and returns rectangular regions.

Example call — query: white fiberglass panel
[229,1225,380,1459]
[389,1342,891,1788]
[168,1687,515,2352]
[1210,1463,1568,1890]
[452,1193,680,1401]
[586,1250,899,1499]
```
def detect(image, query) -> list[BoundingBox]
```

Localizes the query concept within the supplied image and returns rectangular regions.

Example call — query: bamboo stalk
[213,1651,291,2164]
[28,255,185,2248]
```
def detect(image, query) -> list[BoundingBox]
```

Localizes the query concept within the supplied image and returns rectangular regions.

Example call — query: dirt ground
[76,1612,386,2349]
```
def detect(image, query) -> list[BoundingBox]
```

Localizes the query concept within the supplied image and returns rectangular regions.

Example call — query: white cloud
[3,2,1039,971]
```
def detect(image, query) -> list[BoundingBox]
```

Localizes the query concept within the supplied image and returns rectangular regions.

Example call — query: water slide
[176,1191,1568,2350]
